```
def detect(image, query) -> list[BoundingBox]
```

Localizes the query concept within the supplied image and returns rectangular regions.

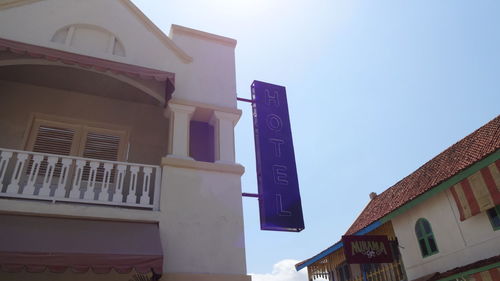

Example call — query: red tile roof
[346,115,500,235]
[296,115,500,271]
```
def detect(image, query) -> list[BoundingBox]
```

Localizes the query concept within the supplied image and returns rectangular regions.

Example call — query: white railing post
[84,161,99,200]
[140,167,152,205]
[54,158,72,197]
[0,151,13,186]
[99,163,113,201]
[153,166,161,210]
[126,166,139,204]
[69,159,85,199]
[113,164,126,203]
[6,153,28,194]
[23,154,44,195]
[39,156,58,196]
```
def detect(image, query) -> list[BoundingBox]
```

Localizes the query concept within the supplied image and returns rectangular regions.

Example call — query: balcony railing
[310,259,406,281]
[0,148,161,210]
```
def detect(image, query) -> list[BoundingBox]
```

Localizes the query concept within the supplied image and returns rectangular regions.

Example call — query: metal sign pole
[237,96,258,200]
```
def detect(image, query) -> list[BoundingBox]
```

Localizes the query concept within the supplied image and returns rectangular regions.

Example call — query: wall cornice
[162,156,245,175]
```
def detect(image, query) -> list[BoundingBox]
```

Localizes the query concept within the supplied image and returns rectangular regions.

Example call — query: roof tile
[346,115,500,235]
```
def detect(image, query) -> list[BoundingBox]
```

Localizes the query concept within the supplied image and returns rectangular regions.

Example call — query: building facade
[296,116,500,281]
[0,1,250,281]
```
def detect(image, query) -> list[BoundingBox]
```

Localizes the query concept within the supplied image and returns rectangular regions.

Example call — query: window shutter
[82,132,120,161]
[25,118,126,183]
[81,131,122,183]
[29,125,76,177]
[32,126,75,156]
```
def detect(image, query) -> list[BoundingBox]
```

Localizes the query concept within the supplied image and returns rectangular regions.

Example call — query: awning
[0,37,175,85]
[0,215,163,274]
[426,254,500,281]
[449,160,500,221]
[469,268,500,281]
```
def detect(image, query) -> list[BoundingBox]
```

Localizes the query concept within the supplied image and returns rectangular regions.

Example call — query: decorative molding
[0,58,165,104]
[161,156,244,175]
[171,24,237,48]
[211,110,241,125]
[0,198,161,223]
[169,98,242,116]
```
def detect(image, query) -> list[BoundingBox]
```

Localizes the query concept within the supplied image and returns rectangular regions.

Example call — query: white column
[210,111,241,164]
[166,103,196,160]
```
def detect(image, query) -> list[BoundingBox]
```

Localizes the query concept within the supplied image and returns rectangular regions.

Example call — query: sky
[132,0,500,280]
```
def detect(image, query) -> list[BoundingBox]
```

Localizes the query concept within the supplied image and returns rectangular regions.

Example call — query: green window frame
[486,205,500,231]
[415,218,439,257]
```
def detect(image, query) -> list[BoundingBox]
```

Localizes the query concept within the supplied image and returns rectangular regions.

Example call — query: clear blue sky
[132,0,500,277]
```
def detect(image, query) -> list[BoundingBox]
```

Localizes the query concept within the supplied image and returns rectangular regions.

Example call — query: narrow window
[487,205,500,231]
[189,121,214,162]
[415,218,439,257]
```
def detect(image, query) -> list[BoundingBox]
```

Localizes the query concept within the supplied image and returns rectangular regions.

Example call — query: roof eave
[296,148,500,272]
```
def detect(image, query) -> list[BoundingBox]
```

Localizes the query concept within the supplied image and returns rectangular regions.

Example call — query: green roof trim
[380,149,500,224]
[434,261,500,281]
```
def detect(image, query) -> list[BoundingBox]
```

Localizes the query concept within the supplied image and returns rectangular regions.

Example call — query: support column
[210,110,241,164]
[166,103,196,160]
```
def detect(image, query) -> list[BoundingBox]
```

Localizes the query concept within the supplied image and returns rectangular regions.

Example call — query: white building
[296,116,500,281]
[0,1,250,281]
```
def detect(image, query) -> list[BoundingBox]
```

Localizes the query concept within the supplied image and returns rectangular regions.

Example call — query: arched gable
[51,24,126,57]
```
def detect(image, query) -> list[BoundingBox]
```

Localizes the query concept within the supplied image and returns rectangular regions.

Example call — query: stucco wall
[159,163,247,275]
[0,0,238,110]
[170,27,237,109]
[392,189,500,280]
[0,80,169,165]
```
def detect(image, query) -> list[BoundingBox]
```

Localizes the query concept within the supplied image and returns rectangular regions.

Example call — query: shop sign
[251,80,304,232]
[342,235,393,264]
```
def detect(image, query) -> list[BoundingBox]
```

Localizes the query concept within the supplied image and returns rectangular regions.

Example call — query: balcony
[309,259,406,281]
[0,148,161,210]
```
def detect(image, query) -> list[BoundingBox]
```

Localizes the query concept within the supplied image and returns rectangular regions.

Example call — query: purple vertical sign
[251,80,304,232]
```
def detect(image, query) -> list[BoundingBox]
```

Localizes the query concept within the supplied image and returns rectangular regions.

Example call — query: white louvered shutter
[28,123,79,177]
[81,130,124,182]
[32,126,75,156]
[82,132,121,161]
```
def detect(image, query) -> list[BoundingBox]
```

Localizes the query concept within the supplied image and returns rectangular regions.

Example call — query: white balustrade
[6,153,28,194]
[113,164,126,203]
[98,163,113,201]
[0,148,162,210]
[39,156,57,196]
[126,166,139,204]
[0,151,13,184]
